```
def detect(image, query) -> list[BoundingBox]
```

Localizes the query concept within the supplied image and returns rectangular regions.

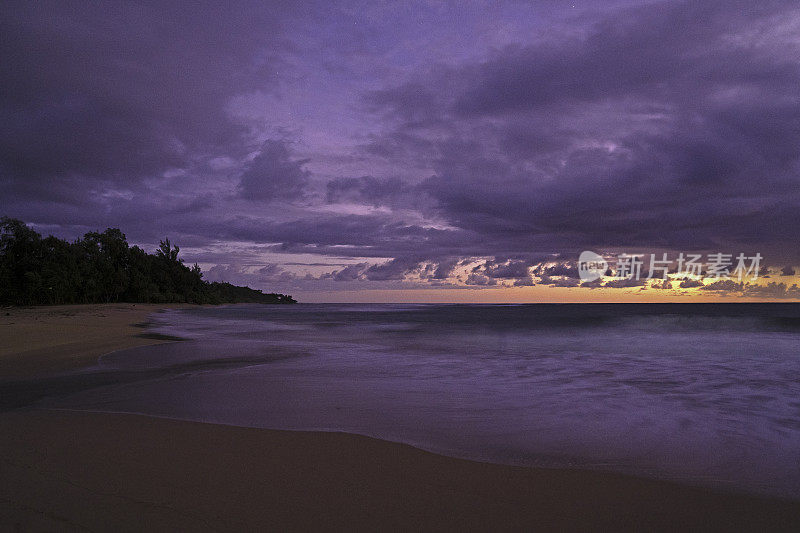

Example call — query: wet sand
[0,303,188,379]
[1,304,799,531]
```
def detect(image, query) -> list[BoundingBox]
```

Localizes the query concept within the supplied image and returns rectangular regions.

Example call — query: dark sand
[0,303,191,379]
[1,304,799,531]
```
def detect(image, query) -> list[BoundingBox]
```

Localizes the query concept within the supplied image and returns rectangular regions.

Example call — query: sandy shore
[1,304,799,531]
[0,303,189,379]
[1,410,799,531]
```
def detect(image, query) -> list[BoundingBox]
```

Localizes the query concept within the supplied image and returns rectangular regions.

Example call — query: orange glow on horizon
[295,284,800,304]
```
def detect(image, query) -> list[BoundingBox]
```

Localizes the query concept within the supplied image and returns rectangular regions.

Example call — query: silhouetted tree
[0,218,296,306]
[157,238,180,262]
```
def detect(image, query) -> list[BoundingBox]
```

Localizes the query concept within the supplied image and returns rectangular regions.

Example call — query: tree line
[0,217,296,305]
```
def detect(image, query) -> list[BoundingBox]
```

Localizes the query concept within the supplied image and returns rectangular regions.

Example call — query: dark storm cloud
[366,0,800,263]
[603,278,646,288]
[3,0,800,292]
[432,257,460,280]
[363,256,423,281]
[743,282,800,299]
[651,279,673,290]
[0,1,288,189]
[540,276,580,288]
[701,279,743,292]
[205,263,297,285]
[327,263,368,282]
[536,263,580,278]
[235,215,491,259]
[513,276,535,287]
[464,273,496,286]
[365,82,447,129]
[483,260,532,279]
[453,1,798,116]
[325,176,408,206]
[239,140,310,201]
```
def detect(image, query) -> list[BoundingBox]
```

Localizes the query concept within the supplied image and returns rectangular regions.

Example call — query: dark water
[12,303,800,498]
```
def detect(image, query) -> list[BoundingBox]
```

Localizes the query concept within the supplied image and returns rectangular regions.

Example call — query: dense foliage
[0,217,296,305]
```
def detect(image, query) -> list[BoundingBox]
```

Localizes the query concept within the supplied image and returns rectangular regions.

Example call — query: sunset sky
[2,0,799,301]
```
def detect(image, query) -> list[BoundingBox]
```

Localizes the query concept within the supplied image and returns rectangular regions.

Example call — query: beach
[1,304,800,531]
[0,304,190,379]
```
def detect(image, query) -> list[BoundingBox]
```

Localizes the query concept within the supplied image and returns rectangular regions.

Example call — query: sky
[2,0,800,302]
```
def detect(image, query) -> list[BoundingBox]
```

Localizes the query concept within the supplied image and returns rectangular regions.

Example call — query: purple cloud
[2,1,799,295]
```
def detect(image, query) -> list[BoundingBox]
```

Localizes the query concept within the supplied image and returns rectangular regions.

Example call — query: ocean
[13,303,800,499]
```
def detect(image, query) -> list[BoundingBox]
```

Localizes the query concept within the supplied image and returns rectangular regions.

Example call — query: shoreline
[2,303,800,530]
[29,404,800,502]
[3,409,800,531]
[0,303,192,379]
